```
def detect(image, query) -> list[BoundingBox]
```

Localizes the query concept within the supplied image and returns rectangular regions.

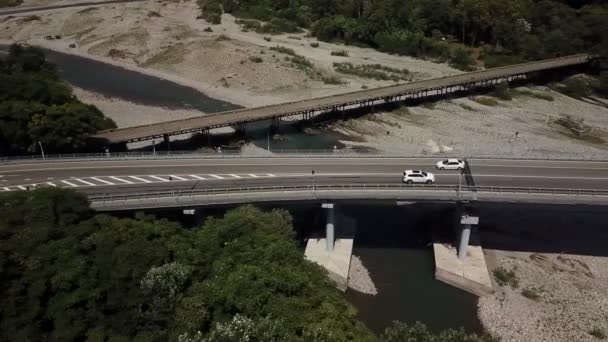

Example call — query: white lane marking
[229,174,242,178]
[267,174,276,177]
[3,187,9,191]
[129,176,151,183]
[473,174,608,180]
[109,176,133,184]
[25,178,31,181]
[169,175,187,181]
[46,182,57,187]
[210,174,224,179]
[474,164,608,170]
[190,175,206,180]
[74,179,96,186]
[61,180,79,187]
[249,174,259,178]
[149,175,169,182]
[18,186,27,190]
[90,177,114,185]
[48,177,54,180]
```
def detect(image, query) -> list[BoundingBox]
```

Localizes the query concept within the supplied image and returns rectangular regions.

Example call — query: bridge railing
[2,149,608,163]
[88,184,608,203]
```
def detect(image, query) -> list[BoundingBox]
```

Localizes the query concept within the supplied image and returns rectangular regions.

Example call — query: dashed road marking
[75,179,96,186]
[169,175,187,181]
[267,174,276,177]
[109,176,133,184]
[17,186,27,190]
[130,176,151,183]
[210,174,224,179]
[190,175,206,180]
[229,174,242,178]
[249,174,259,178]
[149,175,169,182]
[61,180,79,187]
[3,187,10,191]
[46,182,57,187]
[91,177,114,185]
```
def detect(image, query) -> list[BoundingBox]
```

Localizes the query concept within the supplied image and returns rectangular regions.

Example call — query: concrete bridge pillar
[322,203,335,252]
[163,134,170,151]
[458,214,479,259]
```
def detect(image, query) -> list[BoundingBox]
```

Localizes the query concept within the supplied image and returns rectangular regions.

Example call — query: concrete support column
[458,224,472,259]
[163,134,170,151]
[458,214,479,260]
[322,203,335,252]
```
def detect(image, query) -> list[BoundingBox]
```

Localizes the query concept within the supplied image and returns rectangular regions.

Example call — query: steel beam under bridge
[94,54,590,143]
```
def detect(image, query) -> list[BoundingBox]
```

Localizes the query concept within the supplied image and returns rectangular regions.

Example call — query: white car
[402,170,435,184]
[435,159,466,170]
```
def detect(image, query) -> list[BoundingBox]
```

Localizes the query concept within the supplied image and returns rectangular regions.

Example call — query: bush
[248,56,263,63]
[494,82,512,100]
[493,267,519,288]
[513,89,554,101]
[203,27,213,32]
[382,321,499,342]
[331,50,349,57]
[321,74,345,85]
[450,47,475,71]
[310,42,319,48]
[559,77,592,98]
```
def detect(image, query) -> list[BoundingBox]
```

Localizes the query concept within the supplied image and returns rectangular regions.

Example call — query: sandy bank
[329,87,608,158]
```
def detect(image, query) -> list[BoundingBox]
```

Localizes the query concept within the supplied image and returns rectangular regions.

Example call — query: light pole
[267,130,270,152]
[38,141,45,160]
[152,139,156,156]
[312,170,315,197]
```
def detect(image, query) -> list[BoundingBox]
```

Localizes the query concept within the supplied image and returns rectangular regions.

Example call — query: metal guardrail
[88,184,608,203]
[2,149,608,163]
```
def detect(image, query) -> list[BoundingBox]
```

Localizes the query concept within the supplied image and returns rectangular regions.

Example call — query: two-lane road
[1,157,607,195]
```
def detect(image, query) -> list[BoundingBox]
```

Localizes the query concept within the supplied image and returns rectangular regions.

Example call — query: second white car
[435,159,466,170]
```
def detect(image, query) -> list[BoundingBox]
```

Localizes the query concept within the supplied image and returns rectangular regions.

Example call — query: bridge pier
[163,134,170,151]
[433,206,491,296]
[304,203,355,291]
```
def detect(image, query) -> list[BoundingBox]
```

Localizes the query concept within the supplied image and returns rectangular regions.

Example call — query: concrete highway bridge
[2,154,607,294]
[94,54,591,143]
[2,155,607,208]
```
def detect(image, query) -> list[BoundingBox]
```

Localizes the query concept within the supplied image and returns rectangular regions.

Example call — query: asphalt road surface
[1,157,607,195]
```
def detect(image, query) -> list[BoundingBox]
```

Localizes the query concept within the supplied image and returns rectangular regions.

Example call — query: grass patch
[589,327,607,340]
[459,103,476,111]
[470,96,498,106]
[333,62,410,82]
[203,27,213,32]
[320,73,345,85]
[552,76,593,99]
[269,46,296,56]
[513,89,554,101]
[288,36,301,40]
[394,107,411,116]
[0,0,22,8]
[331,50,349,57]
[248,56,263,63]
[422,102,436,109]
[521,288,541,301]
[494,82,512,100]
[310,42,319,48]
[493,267,519,288]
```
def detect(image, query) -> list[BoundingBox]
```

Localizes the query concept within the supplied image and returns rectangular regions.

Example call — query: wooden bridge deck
[95,54,590,143]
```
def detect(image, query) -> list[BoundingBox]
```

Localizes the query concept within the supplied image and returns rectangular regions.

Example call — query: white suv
[435,159,466,170]
[402,170,435,184]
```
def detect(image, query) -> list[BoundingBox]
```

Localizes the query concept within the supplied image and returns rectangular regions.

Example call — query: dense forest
[0,188,498,341]
[0,45,115,156]
[200,0,607,69]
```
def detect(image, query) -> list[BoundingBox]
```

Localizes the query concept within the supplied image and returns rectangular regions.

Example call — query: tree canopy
[0,44,116,156]
[0,189,376,341]
[199,0,608,69]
